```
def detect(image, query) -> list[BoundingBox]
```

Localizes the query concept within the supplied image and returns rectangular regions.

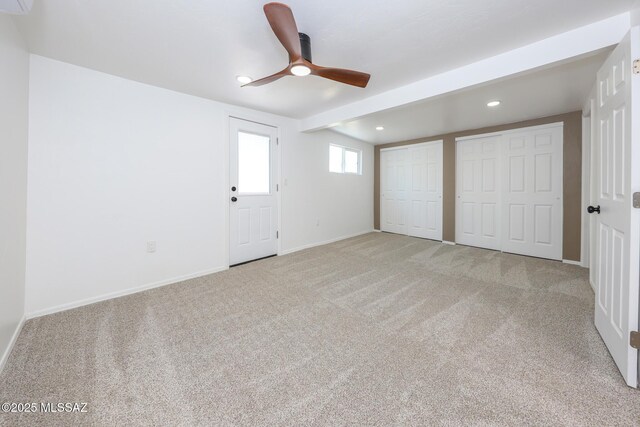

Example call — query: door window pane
[344,149,359,174]
[238,131,270,194]
[329,145,343,173]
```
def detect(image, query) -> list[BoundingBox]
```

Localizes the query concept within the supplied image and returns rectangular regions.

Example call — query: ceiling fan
[243,2,371,88]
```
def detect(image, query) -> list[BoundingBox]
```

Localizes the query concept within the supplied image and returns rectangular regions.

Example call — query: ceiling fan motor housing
[299,33,312,62]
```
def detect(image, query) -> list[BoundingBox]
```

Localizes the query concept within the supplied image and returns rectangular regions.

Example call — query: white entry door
[229,118,278,266]
[456,135,502,250]
[593,27,640,388]
[501,125,563,260]
[381,141,443,240]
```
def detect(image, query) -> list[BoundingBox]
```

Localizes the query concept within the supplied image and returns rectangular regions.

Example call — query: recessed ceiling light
[291,65,311,76]
[236,75,253,85]
[487,100,501,107]
[376,126,384,131]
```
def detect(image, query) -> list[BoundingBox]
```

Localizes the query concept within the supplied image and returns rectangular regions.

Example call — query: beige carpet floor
[1,232,639,426]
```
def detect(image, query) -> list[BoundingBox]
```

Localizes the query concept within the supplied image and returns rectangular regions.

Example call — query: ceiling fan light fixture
[236,75,253,84]
[291,65,311,76]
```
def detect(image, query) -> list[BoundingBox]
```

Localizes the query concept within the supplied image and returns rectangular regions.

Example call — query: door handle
[231,197,237,202]
[587,205,600,214]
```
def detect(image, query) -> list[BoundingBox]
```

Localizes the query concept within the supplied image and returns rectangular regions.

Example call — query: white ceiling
[331,50,610,144]
[14,0,635,119]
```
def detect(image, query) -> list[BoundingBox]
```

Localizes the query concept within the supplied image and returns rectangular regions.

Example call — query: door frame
[225,114,281,268]
[379,141,440,154]
[582,87,596,272]
[581,85,598,290]
[380,140,444,241]
[581,111,591,269]
[454,122,564,143]
[455,122,564,259]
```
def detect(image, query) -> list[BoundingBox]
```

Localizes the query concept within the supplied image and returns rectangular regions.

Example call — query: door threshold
[230,254,277,268]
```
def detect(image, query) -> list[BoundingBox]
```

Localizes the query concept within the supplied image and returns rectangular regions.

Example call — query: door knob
[231,186,236,192]
[587,205,600,214]
[231,197,237,202]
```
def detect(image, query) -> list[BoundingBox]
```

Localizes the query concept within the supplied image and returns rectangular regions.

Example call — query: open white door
[592,27,640,388]
[229,118,278,266]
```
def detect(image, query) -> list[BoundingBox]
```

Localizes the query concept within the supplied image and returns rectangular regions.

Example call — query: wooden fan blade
[263,3,301,61]
[310,65,371,88]
[242,67,291,87]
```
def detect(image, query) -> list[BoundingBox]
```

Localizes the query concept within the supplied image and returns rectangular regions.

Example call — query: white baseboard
[279,230,374,255]
[26,266,228,319]
[372,229,381,233]
[562,259,584,267]
[0,315,26,375]
[442,241,456,245]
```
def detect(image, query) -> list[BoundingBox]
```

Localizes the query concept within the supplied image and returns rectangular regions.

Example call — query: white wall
[0,16,29,370]
[280,131,373,253]
[631,3,640,26]
[26,55,373,316]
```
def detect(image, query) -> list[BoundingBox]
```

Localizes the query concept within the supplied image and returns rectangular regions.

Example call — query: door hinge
[276,138,279,145]
[276,184,279,191]
[634,60,640,75]
[276,231,279,239]
[633,192,640,208]
[631,331,640,350]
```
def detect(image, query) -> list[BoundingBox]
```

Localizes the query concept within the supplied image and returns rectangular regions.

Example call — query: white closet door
[380,148,409,235]
[501,126,563,260]
[455,136,502,250]
[407,142,443,240]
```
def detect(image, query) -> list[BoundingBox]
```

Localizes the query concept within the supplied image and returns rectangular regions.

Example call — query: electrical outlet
[147,241,157,253]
